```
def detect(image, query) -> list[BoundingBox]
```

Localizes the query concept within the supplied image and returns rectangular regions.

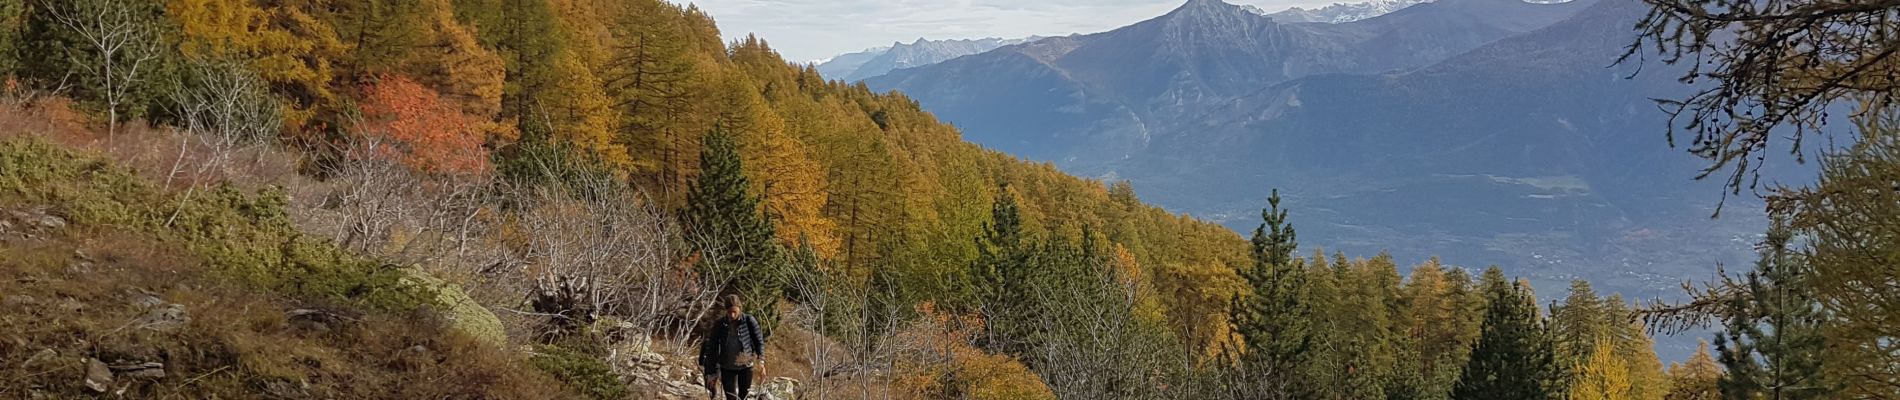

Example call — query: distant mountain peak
[1266,0,1434,23]
[815,36,1043,81]
[1168,0,1254,17]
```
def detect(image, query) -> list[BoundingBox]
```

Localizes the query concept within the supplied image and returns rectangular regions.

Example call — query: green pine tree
[1716,221,1832,400]
[970,184,1040,356]
[1453,267,1558,400]
[1231,189,1314,398]
[683,125,785,334]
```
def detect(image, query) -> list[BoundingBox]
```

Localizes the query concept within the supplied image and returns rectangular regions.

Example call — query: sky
[681,0,1344,62]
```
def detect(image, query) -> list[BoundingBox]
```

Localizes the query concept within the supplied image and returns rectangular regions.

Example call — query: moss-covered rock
[403,268,508,346]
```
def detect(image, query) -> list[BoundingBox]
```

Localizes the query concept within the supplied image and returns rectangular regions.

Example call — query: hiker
[699,294,765,400]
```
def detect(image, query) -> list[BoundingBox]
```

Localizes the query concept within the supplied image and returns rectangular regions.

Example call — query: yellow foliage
[540,49,628,169]
[1571,339,1632,400]
[1665,341,1723,400]
[412,0,503,113]
[167,0,345,130]
[1156,259,1246,363]
[719,78,841,260]
[893,303,1057,400]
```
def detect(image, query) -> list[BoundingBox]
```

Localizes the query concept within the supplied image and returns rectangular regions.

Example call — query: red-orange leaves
[358,75,489,174]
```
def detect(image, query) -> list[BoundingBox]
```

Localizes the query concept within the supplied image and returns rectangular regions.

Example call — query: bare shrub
[301,132,730,348]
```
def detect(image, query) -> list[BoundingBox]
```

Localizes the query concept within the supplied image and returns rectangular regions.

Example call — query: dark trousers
[719,368,752,400]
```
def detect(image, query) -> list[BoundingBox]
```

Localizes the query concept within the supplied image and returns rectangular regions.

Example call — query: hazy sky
[682,0,1343,62]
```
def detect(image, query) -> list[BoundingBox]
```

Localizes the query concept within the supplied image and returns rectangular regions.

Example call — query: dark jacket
[699,314,764,372]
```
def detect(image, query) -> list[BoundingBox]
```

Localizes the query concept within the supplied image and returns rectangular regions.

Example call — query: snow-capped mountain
[1263,0,1433,23]
[813,45,889,79]
[815,36,1041,82]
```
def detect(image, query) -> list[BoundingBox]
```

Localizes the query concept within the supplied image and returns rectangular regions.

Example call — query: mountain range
[861,0,1787,358]
[1263,0,1434,23]
[816,0,1451,83]
[815,36,1042,82]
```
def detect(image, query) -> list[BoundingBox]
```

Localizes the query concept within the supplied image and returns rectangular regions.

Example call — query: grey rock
[27,213,65,231]
[111,362,166,379]
[24,348,58,367]
[130,293,166,309]
[56,298,85,313]
[82,358,112,393]
[4,294,39,307]
[137,303,190,332]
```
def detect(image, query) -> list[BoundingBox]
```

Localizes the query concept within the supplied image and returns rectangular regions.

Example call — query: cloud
[679,0,1348,61]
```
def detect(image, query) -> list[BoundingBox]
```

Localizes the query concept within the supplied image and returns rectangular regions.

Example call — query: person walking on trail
[700,294,766,400]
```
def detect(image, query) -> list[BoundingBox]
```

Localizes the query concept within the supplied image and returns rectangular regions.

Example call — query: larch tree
[1601,296,1669,400]
[1622,0,1900,205]
[166,0,347,130]
[1666,341,1724,400]
[602,0,698,178]
[1784,111,1900,398]
[1396,259,1478,400]
[1569,339,1632,400]
[1335,256,1398,399]
[1550,280,1609,370]
[1298,251,1348,398]
[720,79,839,261]
[406,0,510,142]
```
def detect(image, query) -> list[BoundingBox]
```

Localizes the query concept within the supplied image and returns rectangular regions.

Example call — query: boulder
[24,349,58,367]
[129,292,191,332]
[401,269,507,346]
[82,358,112,393]
[137,303,189,332]
[9,209,66,231]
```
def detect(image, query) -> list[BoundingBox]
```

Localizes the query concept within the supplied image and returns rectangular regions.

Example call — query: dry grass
[0,226,574,399]
[0,99,588,398]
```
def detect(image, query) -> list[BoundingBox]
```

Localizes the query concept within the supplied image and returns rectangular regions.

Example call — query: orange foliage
[893,303,1056,400]
[358,75,490,174]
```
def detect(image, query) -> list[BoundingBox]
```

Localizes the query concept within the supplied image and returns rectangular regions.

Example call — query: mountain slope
[815,37,1040,82]
[865,0,1596,164]
[814,46,887,78]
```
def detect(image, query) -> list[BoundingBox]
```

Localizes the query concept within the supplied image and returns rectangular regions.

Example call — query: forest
[0,0,1893,399]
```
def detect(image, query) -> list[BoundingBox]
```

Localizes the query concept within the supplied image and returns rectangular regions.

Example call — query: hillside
[0,0,1699,398]
[0,129,579,398]
[0,0,1248,397]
